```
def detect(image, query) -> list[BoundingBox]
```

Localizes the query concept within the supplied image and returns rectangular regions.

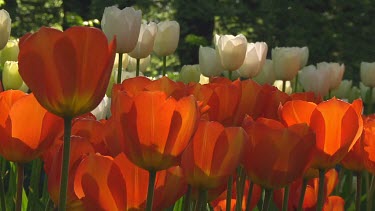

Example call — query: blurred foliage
[1,0,374,83]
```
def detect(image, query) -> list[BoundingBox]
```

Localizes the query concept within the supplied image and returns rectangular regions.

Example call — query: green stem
[183,185,191,211]
[261,188,273,211]
[228,71,233,81]
[245,181,254,211]
[16,163,24,211]
[235,167,246,211]
[146,170,157,211]
[0,173,5,211]
[282,80,286,93]
[316,169,326,211]
[367,175,374,211]
[282,185,290,211]
[297,178,308,211]
[28,159,43,211]
[136,58,140,77]
[162,56,167,76]
[117,53,123,84]
[195,189,207,211]
[58,117,73,211]
[293,75,299,93]
[356,172,362,211]
[226,175,233,211]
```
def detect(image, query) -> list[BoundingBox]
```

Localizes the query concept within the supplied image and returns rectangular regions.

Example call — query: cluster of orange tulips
[0,26,374,211]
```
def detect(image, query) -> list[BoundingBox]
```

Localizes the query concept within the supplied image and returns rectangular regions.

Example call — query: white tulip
[0,9,11,50]
[153,21,180,56]
[216,34,247,71]
[129,22,157,59]
[237,42,268,78]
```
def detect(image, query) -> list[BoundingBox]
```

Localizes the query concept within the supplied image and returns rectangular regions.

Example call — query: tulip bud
[0,39,19,67]
[179,64,200,84]
[317,62,345,90]
[298,65,331,97]
[360,62,375,87]
[331,80,353,100]
[0,9,11,50]
[2,61,28,92]
[101,6,142,53]
[237,42,268,78]
[272,47,308,80]
[153,21,180,56]
[216,34,247,71]
[127,55,150,73]
[253,59,275,85]
[199,46,223,77]
[129,22,158,59]
[360,82,375,103]
[348,86,361,103]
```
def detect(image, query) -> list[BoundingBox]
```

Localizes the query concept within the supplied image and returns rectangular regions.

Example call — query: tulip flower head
[298,64,331,98]
[238,42,268,78]
[361,62,375,87]
[253,59,276,85]
[18,26,116,118]
[153,20,180,57]
[129,22,158,59]
[317,62,345,90]
[199,46,224,77]
[179,64,201,84]
[0,39,19,66]
[101,6,142,53]
[272,46,308,81]
[0,9,11,50]
[2,61,29,92]
[216,34,247,71]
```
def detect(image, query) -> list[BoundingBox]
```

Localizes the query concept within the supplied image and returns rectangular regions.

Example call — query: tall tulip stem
[282,80,286,93]
[367,175,374,211]
[297,178,308,211]
[245,181,254,211]
[228,71,233,81]
[146,170,157,211]
[356,172,362,211]
[58,117,73,211]
[195,189,207,211]
[136,58,140,77]
[183,185,191,211]
[261,188,273,211]
[226,175,233,211]
[162,56,167,76]
[236,167,246,211]
[15,163,24,211]
[316,169,326,211]
[117,53,123,84]
[0,173,5,211]
[282,185,290,211]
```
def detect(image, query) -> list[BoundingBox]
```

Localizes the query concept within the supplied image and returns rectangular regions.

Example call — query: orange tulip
[0,90,62,163]
[242,116,316,189]
[18,26,116,118]
[181,120,247,189]
[280,98,363,169]
[113,90,199,171]
[358,114,375,174]
[74,153,127,211]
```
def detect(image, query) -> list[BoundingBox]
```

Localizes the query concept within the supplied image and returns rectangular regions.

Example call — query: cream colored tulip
[238,42,268,78]
[179,65,201,84]
[216,34,247,71]
[127,55,151,72]
[360,62,375,87]
[331,80,353,99]
[298,65,331,97]
[317,62,345,90]
[253,59,275,85]
[0,9,11,50]
[272,47,308,81]
[101,6,142,53]
[153,21,180,56]
[2,61,28,92]
[0,39,19,67]
[129,22,157,59]
[199,46,223,77]
[274,80,292,94]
